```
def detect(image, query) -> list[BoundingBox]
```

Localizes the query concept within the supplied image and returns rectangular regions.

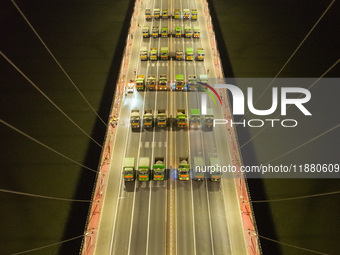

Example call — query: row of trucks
[143,26,200,38]
[130,108,213,129]
[123,156,221,182]
[145,9,197,20]
[133,74,207,91]
[140,47,204,61]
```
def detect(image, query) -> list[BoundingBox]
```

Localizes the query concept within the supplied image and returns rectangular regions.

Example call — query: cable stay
[10,0,107,127]
[266,123,340,164]
[0,119,97,173]
[11,234,84,255]
[241,58,340,149]
[0,51,102,148]
[0,188,91,202]
[258,234,329,255]
[239,0,336,122]
[252,190,340,203]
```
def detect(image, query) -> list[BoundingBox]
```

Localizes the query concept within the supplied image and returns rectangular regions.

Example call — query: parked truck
[191,9,198,20]
[176,109,187,127]
[193,26,200,38]
[150,47,158,61]
[145,9,152,20]
[185,26,192,38]
[188,75,197,91]
[153,157,165,180]
[178,157,190,180]
[197,48,205,61]
[162,9,168,18]
[147,74,156,90]
[152,26,159,37]
[175,26,182,37]
[138,157,150,181]
[190,108,201,128]
[194,157,204,181]
[123,157,135,181]
[176,50,183,61]
[175,74,184,90]
[209,157,221,181]
[143,109,153,128]
[140,47,148,61]
[153,8,160,19]
[157,109,167,127]
[142,26,150,38]
[136,75,145,90]
[130,110,140,129]
[174,9,181,19]
[186,47,194,61]
[161,27,168,37]
[183,9,190,19]
[161,47,169,60]
[204,108,214,129]
[158,74,167,90]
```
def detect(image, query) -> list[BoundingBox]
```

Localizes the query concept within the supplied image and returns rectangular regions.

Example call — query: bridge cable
[252,190,340,203]
[10,0,107,127]
[240,58,340,149]
[0,188,91,202]
[239,0,336,122]
[11,234,85,255]
[0,51,102,148]
[257,234,329,255]
[0,119,97,173]
[265,123,340,164]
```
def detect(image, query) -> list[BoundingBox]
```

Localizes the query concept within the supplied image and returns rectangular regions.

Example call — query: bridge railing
[79,0,143,254]
[201,0,262,254]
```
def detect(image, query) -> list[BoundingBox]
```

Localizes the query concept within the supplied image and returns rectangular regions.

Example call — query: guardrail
[79,0,143,254]
[201,0,262,254]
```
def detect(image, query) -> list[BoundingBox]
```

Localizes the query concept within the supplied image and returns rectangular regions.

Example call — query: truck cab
[152,26,159,37]
[162,9,168,18]
[150,47,158,61]
[178,157,190,180]
[136,75,145,90]
[142,26,150,38]
[161,27,168,37]
[197,48,205,61]
[185,26,192,38]
[161,47,169,60]
[138,157,150,181]
[153,8,160,19]
[130,110,140,129]
[140,47,148,61]
[176,51,183,61]
[193,26,200,38]
[145,9,152,20]
[123,157,135,181]
[183,9,190,19]
[176,108,187,127]
[174,9,181,19]
[175,26,182,37]
[157,109,167,127]
[186,47,194,61]
[147,75,156,90]
[191,9,198,20]
[143,109,154,128]
[158,74,168,90]
[153,157,165,180]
